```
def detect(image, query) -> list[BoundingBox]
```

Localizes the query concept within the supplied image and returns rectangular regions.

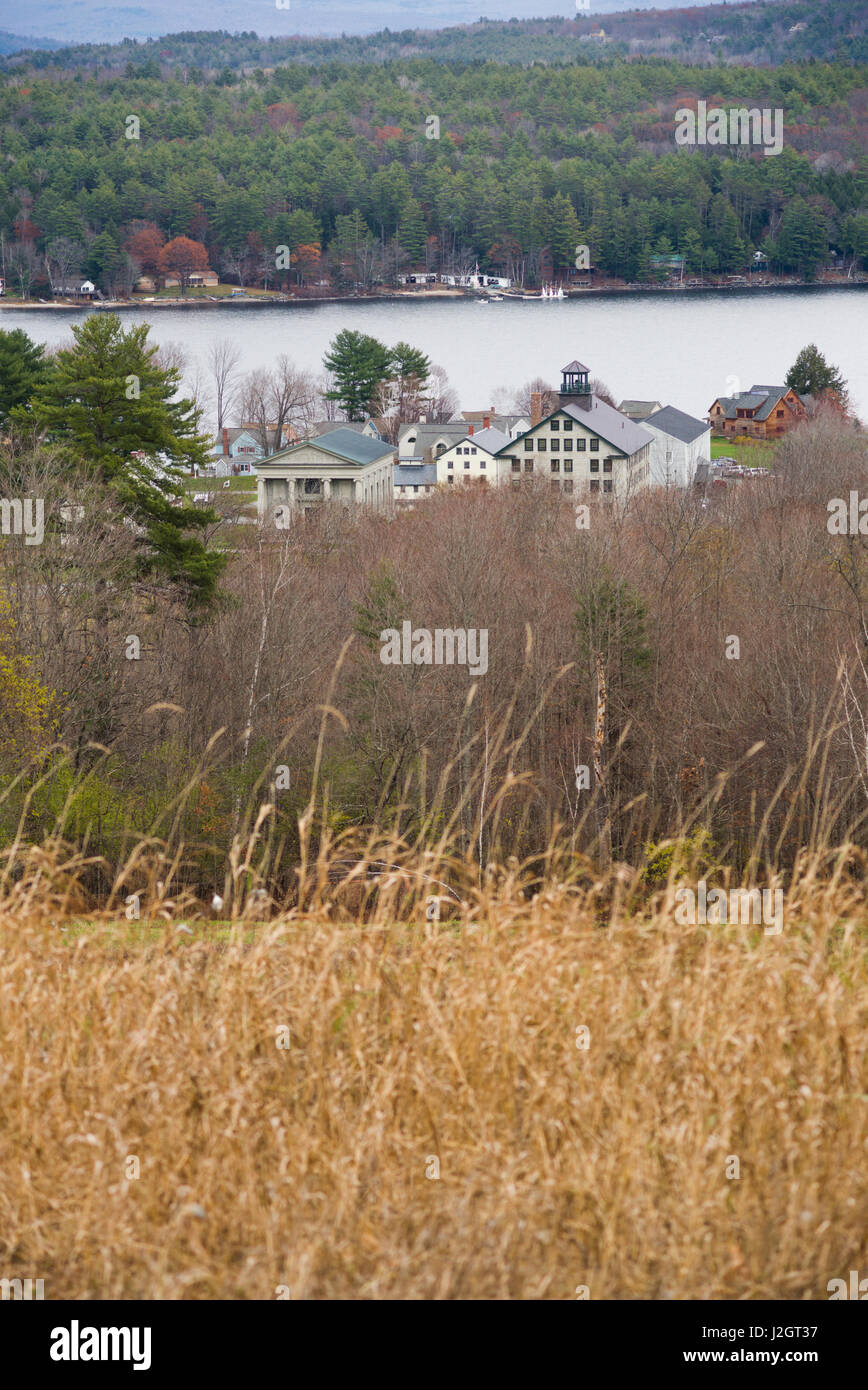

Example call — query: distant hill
[0,30,62,55]
[3,0,866,71]
[0,2,737,49]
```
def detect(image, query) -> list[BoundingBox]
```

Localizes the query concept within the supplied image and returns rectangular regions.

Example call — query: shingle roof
[309,420,370,436]
[259,428,394,468]
[394,463,438,487]
[496,396,652,459]
[455,426,510,454]
[618,400,662,418]
[562,360,590,373]
[561,398,653,455]
[643,406,710,444]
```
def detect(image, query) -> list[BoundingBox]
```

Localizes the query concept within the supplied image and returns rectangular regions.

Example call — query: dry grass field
[2,850,867,1301]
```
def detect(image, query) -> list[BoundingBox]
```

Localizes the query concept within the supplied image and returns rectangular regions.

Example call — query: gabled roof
[643,406,710,444]
[399,422,468,442]
[561,399,653,455]
[447,426,511,455]
[618,399,662,418]
[495,396,652,459]
[259,428,394,468]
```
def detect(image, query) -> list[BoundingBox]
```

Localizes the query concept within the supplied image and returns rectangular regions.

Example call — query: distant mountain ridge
[3,0,865,70]
[0,30,61,55]
[0,3,740,49]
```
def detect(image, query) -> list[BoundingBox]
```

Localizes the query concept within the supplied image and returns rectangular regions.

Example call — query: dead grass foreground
[1,880,867,1300]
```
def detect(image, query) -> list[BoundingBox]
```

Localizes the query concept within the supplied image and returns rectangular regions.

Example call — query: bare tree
[423,364,459,423]
[239,356,316,455]
[208,338,242,432]
[7,242,37,299]
[512,377,558,417]
[45,237,84,296]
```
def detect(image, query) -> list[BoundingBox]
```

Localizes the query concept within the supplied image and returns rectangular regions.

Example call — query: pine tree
[0,329,51,427]
[26,314,224,607]
[785,344,847,402]
[323,329,393,421]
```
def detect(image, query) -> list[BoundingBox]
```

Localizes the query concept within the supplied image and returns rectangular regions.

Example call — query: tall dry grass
[1,847,867,1300]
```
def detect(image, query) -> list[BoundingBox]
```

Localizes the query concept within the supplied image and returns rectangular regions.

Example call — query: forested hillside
[1,45,865,294]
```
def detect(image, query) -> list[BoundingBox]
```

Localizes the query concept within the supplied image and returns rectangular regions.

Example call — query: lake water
[7,286,867,423]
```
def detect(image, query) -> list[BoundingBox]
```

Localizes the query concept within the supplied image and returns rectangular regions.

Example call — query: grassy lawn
[138,284,280,301]
[710,435,778,468]
[181,475,257,497]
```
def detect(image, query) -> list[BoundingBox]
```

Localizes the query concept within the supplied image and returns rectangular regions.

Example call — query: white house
[397,422,471,463]
[255,427,394,520]
[394,462,438,505]
[639,406,711,488]
[436,426,512,486]
[494,360,653,498]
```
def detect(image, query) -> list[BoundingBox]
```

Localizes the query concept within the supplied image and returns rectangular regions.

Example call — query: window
[524,459,533,473]
[776,409,783,418]
[551,419,560,431]
[551,459,559,472]
[564,438,573,451]
[577,438,586,452]
[564,479,573,494]
[564,458,573,473]
[448,459,454,469]
[511,459,520,472]
[590,479,600,493]
[524,439,533,452]
[603,458,612,473]
[471,447,477,455]
[537,438,547,451]
[413,484,419,493]
[448,476,454,484]
[563,419,573,431]
[590,438,600,452]
[603,480,613,493]
[464,459,470,469]
[435,443,446,455]
[551,480,560,492]
[590,459,599,472]
[480,459,486,469]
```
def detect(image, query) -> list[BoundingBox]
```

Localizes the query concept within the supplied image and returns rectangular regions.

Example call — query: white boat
[556,286,565,299]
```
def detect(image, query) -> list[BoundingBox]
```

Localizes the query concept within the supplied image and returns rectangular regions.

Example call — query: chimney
[468,423,474,436]
[222,427,229,455]
[530,392,542,426]
[483,414,491,430]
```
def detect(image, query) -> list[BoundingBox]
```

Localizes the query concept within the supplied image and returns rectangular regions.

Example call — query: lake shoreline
[2,277,866,312]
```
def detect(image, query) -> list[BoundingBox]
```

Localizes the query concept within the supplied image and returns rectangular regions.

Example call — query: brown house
[707,384,808,440]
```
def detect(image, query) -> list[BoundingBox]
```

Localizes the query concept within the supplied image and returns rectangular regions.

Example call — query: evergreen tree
[785,343,847,401]
[323,329,393,421]
[25,314,224,607]
[0,329,52,427]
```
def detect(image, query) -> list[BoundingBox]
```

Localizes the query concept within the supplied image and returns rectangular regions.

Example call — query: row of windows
[510,458,613,473]
[448,457,487,469]
[509,478,614,493]
[524,437,599,452]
